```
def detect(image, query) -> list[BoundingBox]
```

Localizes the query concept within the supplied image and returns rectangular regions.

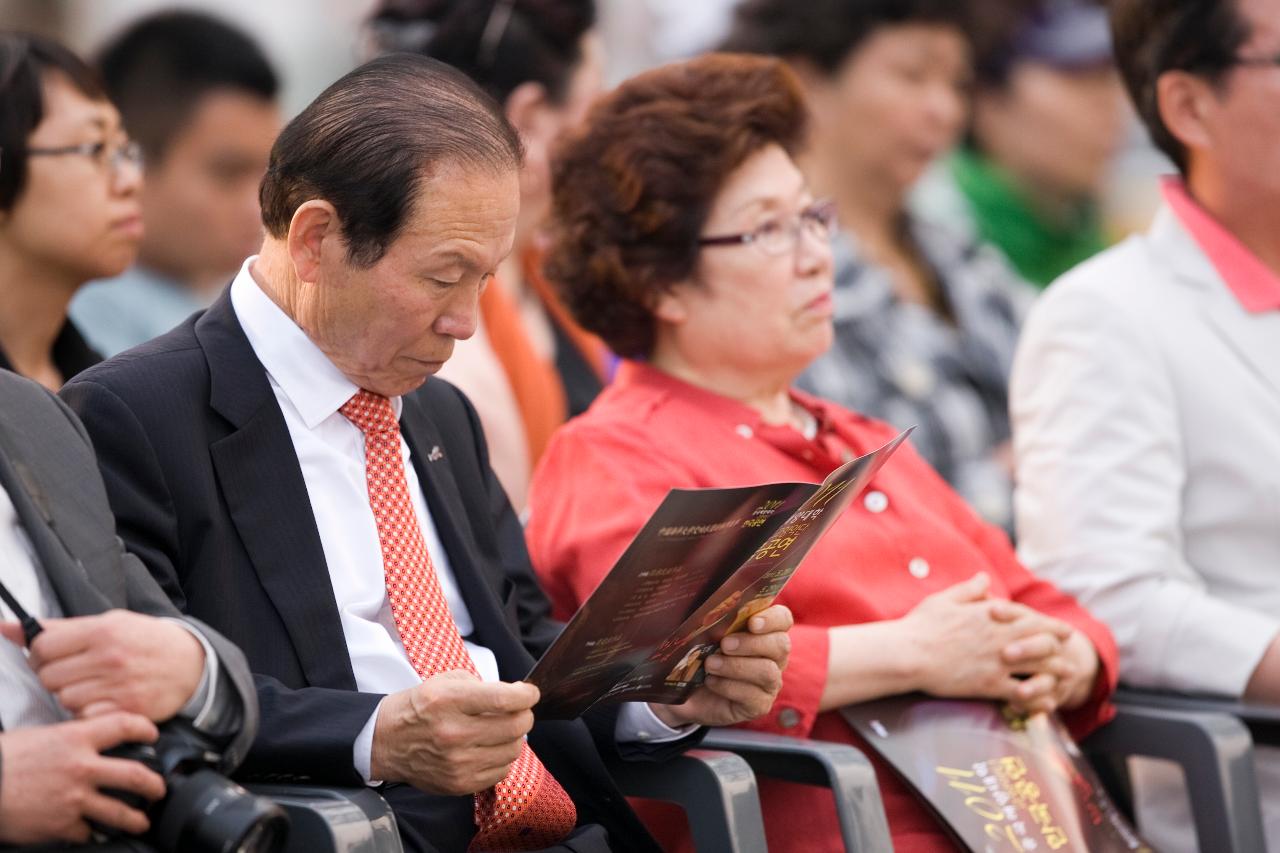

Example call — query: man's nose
[434,288,481,341]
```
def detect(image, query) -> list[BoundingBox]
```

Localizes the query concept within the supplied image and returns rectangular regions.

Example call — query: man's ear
[286,200,341,285]
[1156,70,1215,155]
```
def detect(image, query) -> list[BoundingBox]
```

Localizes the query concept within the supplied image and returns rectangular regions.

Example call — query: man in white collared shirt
[64,54,792,853]
[227,257,693,782]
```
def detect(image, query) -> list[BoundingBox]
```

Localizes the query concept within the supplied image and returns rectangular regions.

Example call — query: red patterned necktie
[340,390,577,852]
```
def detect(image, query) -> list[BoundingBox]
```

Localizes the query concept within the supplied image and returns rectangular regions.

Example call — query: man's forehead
[420,248,488,270]
[395,213,518,271]
[417,158,520,193]
[398,168,518,248]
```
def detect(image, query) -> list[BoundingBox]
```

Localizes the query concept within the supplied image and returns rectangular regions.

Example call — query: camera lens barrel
[153,769,289,853]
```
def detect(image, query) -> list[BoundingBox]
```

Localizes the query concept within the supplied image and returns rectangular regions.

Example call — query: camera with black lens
[99,719,289,853]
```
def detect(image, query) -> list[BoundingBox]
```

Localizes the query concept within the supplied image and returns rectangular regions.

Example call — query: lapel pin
[427,446,445,462]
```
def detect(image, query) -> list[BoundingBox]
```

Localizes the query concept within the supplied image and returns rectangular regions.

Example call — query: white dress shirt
[230,260,686,782]
[0,484,218,731]
[0,484,69,729]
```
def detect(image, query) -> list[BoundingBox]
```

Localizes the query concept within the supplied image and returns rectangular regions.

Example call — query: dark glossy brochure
[526,429,911,719]
[843,696,1154,853]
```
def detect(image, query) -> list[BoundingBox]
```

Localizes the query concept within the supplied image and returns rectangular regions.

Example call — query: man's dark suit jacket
[61,292,685,853]
[0,369,256,770]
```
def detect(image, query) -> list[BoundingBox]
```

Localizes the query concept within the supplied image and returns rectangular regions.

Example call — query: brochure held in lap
[843,696,1153,853]
[526,429,911,719]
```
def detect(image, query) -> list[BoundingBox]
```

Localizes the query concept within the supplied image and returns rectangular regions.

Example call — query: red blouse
[526,362,1119,853]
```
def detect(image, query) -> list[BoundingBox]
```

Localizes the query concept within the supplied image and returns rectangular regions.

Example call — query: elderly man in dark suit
[62,54,792,853]
[0,369,255,846]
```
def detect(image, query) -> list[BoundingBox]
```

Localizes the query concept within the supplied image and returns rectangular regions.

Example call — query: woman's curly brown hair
[545,52,808,359]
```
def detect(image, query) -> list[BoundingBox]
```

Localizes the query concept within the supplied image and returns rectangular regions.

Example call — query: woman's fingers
[1001,632,1061,666]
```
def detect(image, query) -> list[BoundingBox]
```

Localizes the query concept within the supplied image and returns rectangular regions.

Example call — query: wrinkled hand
[650,604,792,729]
[1,610,204,722]
[0,713,166,845]
[901,574,1079,711]
[371,671,537,796]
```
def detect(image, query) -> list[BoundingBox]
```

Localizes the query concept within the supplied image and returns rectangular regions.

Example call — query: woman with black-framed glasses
[0,33,143,390]
[724,0,1039,537]
[525,53,1117,853]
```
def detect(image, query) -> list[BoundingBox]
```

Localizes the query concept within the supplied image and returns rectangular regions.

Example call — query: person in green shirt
[918,0,1129,287]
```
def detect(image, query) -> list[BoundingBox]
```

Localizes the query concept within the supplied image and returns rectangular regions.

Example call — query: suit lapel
[196,294,359,690]
[398,393,530,671]
[1151,208,1280,401]
[1200,293,1280,400]
[0,417,114,615]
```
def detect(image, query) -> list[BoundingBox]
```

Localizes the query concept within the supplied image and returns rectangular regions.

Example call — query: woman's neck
[0,253,79,389]
[649,342,795,426]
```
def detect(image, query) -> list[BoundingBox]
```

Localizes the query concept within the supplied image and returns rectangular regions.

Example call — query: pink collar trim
[1162,178,1280,313]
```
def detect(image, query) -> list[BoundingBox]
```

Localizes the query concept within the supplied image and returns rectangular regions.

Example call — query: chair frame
[1082,693,1267,853]
[610,748,769,853]
[702,728,893,853]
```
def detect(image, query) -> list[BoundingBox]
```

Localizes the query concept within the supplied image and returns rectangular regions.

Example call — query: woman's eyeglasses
[25,138,144,180]
[698,199,838,257]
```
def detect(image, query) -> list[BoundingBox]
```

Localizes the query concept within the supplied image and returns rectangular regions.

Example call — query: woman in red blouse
[527,54,1118,853]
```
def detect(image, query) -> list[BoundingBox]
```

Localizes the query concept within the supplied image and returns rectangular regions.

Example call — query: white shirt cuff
[166,618,218,729]
[354,699,385,785]
[614,702,698,744]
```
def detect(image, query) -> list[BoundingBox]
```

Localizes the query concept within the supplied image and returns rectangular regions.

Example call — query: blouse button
[908,557,931,579]
[778,707,801,729]
[863,491,888,513]
[735,424,754,439]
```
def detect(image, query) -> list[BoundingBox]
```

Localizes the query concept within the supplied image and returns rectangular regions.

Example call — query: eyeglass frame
[697,198,838,257]
[24,138,144,180]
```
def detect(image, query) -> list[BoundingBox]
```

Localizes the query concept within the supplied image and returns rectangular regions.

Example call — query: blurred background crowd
[6,0,1167,241]
[0,0,1166,528]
